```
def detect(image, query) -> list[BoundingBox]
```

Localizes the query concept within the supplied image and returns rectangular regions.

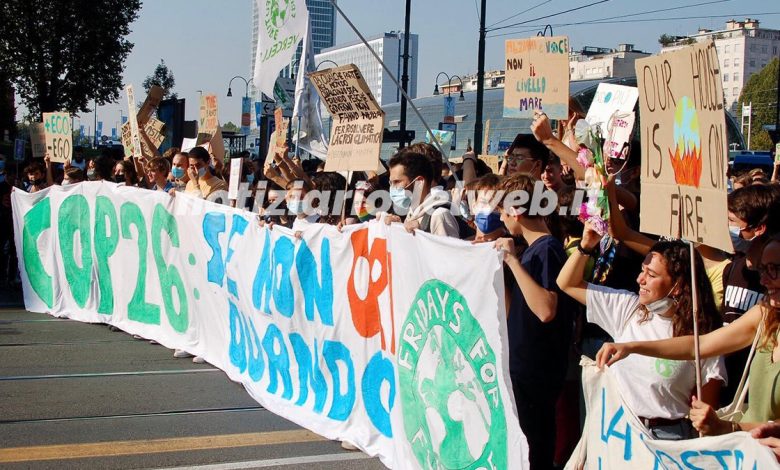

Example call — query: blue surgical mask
[390,186,412,209]
[729,225,753,253]
[198,166,207,178]
[246,174,255,184]
[288,199,306,215]
[171,167,185,179]
[475,210,503,234]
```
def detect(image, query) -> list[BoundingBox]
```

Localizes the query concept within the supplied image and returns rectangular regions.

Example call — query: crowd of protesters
[3,102,780,469]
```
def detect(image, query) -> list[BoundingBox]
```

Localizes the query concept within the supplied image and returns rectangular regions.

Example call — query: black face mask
[31,178,44,186]
[114,175,125,184]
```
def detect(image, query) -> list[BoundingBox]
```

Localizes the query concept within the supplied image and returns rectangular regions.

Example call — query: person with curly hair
[598,234,780,437]
[558,224,726,440]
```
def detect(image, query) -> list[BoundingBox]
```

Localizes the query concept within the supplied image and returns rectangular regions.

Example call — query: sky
[15,0,780,137]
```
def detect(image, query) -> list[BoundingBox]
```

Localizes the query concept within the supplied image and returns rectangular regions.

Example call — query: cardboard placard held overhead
[636,40,731,253]
[585,83,640,159]
[309,64,384,172]
[274,107,288,154]
[504,36,570,119]
[480,155,501,174]
[29,123,47,159]
[125,85,143,158]
[199,94,219,136]
[137,85,164,126]
[42,112,72,163]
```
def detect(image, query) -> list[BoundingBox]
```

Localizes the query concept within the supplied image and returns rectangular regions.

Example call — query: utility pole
[93,98,98,148]
[474,0,487,155]
[398,0,412,149]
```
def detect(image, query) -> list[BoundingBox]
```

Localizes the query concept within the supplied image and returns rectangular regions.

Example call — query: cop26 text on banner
[636,40,731,253]
[12,183,528,470]
[504,36,570,119]
[253,0,308,100]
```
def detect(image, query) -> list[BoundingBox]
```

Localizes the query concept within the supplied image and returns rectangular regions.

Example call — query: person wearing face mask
[113,160,138,187]
[469,174,507,242]
[597,235,780,438]
[61,168,85,186]
[169,151,190,191]
[185,146,226,199]
[387,151,459,238]
[558,228,725,441]
[285,179,319,234]
[24,160,51,193]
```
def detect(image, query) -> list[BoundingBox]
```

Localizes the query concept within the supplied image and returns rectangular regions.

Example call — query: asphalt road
[0,306,386,470]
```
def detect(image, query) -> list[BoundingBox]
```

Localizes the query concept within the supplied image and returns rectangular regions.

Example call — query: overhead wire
[487,0,611,32]
[487,0,552,29]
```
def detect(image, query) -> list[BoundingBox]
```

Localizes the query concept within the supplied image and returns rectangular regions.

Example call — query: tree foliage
[658,34,675,47]
[0,0,141,120]
[738,58,778,150]
[222,122,239,133]
[143,59,177,99]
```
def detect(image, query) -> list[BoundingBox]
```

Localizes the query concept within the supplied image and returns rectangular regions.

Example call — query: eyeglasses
[758,263,780,280]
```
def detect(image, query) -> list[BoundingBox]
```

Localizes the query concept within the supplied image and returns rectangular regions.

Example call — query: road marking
[0,368,220,381]
[0,430,327,463]
[157,452,376,469]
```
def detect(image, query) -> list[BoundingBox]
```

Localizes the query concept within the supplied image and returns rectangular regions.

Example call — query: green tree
[143,59,177,99]
[222,121,239,133]
[738,58,778,150]
[658,34,675,47]
[0,0,141,119]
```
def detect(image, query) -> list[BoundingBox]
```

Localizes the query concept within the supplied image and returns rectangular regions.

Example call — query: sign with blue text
[12,184,528,470]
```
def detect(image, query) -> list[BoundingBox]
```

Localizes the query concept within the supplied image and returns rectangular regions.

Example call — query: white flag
[292,17,328,159]
[253,0,308,99]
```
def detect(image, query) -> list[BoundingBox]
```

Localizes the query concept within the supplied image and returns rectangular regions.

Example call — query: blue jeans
[647,420,696,440]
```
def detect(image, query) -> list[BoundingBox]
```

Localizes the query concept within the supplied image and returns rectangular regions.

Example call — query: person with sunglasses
[597,234,780,437]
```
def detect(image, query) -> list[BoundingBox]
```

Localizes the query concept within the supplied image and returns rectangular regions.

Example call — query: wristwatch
[576,242,599,257]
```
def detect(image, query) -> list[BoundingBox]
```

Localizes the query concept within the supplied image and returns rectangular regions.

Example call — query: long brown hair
[759,237,780,350]
[636,240,720,337]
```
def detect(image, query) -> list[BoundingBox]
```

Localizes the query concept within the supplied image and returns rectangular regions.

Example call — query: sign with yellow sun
[636,40,731,253]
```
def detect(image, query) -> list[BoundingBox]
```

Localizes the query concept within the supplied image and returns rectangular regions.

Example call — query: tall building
[250,0,336,102]
[660,18,780,113]
[315,32,419,106]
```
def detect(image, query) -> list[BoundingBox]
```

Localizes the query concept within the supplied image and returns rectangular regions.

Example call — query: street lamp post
[432,72,465,101]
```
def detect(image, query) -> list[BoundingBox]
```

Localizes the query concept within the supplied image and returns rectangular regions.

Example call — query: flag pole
[689,241,703,400]
[326,0,458,180]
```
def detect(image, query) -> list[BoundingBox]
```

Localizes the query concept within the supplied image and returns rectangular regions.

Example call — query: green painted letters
[22,197,53,308]
[151,204,188,332]
[94,196,118,314]
[58,195,93,307]
[120,202,160,325]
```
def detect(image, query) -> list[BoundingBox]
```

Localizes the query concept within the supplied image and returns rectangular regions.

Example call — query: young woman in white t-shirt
[557,224,726,440]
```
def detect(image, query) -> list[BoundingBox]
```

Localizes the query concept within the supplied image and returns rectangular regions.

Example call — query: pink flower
[576,147,593,168]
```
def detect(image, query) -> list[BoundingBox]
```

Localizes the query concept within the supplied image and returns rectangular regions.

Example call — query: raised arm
[557,222,602,305]
[597,305,763,367]
[530,114,585,181]
[606,177,653,256]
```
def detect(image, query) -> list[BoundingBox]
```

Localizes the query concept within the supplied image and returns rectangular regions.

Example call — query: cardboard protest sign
[480,155,501,174]
[273,107,288,153]
[585,83,639,159]
[137,85,163,126]
[29,123,47,159]
[199,94,219,136]
[120,122,133,159]
[228,157,242,200]
[310,64,385,172]
[42,112,72,163]
[636,40,731,252]
[125,85,143,158]
[504,36,570,119]
[138,117,166,159]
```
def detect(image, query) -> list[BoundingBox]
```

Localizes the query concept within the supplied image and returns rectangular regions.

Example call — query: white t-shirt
[292,214,320,233]
[586,284,727,419]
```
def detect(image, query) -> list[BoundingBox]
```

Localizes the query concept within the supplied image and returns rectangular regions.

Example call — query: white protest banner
[12,184,528,470]
[42,112,72,163]
[228,158,242,200]
[585,83,639,159]
[567,359,777,469]
[504,36,570,119]
[30,123,47,159]
[253,0,308,99]
[636,40,731,253]
[125,85,143,158]
[310,64,384,172]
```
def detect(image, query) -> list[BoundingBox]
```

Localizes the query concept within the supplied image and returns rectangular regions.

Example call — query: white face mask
[644,284,679,316]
